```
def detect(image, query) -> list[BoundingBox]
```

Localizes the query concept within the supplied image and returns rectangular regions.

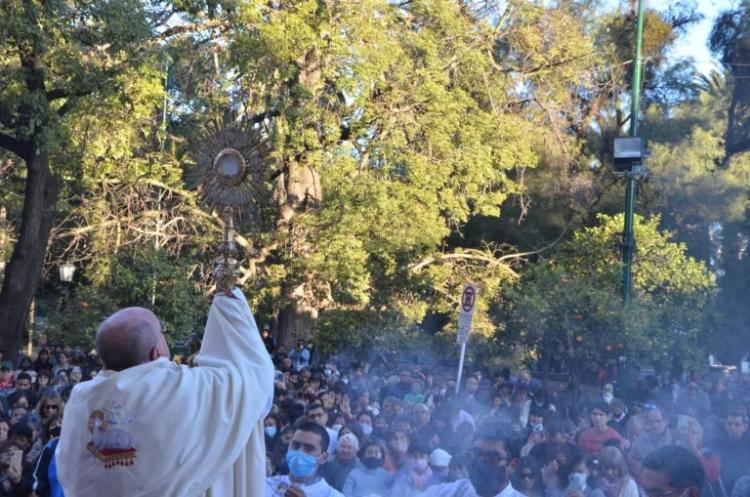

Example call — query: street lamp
[613,137,644,174]
[59,262,76,283]
[614,0,646,404]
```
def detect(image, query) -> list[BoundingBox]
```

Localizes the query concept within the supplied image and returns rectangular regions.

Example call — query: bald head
[96,307,170,372]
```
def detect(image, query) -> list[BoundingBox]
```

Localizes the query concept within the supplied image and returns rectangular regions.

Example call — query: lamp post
[43,261,77,356]
[613,0,646,403]
[621,0,646,304]
[59,262,76,283]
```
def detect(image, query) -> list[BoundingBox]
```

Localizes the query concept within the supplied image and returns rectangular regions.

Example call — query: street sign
[457,283,477,344]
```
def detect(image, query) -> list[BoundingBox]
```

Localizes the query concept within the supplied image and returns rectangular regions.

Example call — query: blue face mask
[265,426,277,438]
[286,450,319,478]
[361,424,373,436]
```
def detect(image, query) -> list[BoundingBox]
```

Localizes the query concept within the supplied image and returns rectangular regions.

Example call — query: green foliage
[46,245,207,347]
[710,1,750,158]
[502,214,717,379]
[1,0,744,372]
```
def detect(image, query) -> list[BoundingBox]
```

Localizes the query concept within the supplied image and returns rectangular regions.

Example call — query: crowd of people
[0,337,748,497]
[260,338,750,497]
[0,346,102,496]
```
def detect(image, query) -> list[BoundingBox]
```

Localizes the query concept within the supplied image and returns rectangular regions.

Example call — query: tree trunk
[541,349,551,391]
[276,302,316,349]
[0,150,62,361]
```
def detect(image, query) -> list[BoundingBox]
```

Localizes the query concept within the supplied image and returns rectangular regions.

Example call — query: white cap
[430,448,452,467]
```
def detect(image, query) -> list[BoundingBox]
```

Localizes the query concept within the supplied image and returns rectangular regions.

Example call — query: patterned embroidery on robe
[86,402,137,468]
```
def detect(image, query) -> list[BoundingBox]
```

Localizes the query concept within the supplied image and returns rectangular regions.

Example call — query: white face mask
[603,393,614,402]
[569,472,588,491]
[361,424,373,436]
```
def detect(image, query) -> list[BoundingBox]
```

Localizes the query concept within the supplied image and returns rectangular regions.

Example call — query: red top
[577,427,623,455]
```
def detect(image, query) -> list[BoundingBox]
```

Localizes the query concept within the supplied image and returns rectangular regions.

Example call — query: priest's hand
[284,485,307,497]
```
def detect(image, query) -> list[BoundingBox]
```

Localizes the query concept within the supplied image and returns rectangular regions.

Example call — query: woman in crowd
[0,440,31,496]
[263,414,281,448]
[34,372,51,393]
[597,447,638,497]
[559,452,605,497]
[512,456,546,497]
[343,440,393,497]
[35,392,63,424]
[31,414,63,497]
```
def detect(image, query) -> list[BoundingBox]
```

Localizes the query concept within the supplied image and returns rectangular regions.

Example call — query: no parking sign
[457,283,477,344]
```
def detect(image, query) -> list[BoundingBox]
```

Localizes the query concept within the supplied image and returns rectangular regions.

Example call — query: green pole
[619,0,645,402]
[623,0,645,302]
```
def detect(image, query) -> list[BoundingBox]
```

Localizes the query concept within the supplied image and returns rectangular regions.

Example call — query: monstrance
[188,126,273,292]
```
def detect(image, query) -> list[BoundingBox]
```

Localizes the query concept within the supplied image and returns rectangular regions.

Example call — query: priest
[57,288,274,497]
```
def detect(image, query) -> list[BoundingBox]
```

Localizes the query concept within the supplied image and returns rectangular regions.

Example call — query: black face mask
[468,458,508,497]
[362,456,382,469]
[48,426,61,438]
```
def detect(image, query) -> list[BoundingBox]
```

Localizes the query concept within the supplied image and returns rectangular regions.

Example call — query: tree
[501,214,717,388]
[638,72,750,361]
[710,1,750,160]
[0,0,228,359]
[186,0,576,345]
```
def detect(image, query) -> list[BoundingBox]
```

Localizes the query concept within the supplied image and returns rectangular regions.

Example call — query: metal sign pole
[456,341,466,394]
[455,283,477,395]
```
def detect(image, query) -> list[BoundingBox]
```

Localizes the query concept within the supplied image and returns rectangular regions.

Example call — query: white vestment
[57,289,274,497]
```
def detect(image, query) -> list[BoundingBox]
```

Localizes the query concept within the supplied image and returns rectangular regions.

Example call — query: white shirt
[326,427,339,457]
[265,475,343,497]
[57,289,274,497]
[451,410,477,432]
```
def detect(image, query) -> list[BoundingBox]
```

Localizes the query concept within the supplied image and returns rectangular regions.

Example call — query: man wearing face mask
[416,421,525,497]
[600,384,617,406]
[356,413,374,439]
[266,422,343,497]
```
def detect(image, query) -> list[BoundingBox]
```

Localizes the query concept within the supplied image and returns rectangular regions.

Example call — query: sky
[668,0,735,74]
